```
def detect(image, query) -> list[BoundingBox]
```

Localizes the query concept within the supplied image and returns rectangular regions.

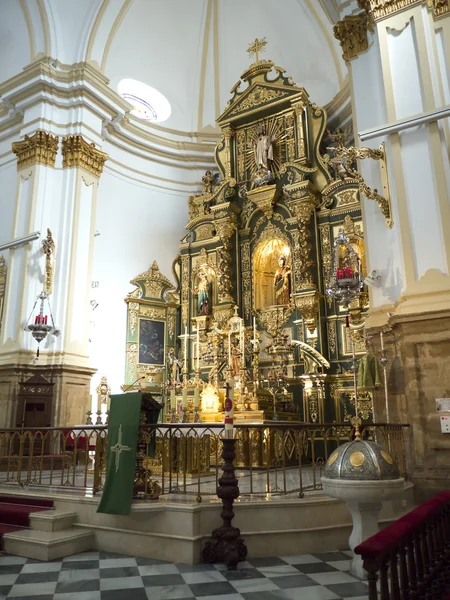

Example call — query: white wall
[90,170,188,396]
[0,161,17,248]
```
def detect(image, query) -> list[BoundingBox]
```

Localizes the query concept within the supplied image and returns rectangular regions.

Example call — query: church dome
[324,439,400,481]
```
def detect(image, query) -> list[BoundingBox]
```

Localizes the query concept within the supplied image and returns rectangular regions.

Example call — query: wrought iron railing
[0,423,409,501]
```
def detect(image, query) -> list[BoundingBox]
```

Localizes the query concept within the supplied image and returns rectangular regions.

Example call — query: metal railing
[0,423,409,501]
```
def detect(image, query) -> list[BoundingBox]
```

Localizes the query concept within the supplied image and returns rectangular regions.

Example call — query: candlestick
[171,388,176,412]
[224,380,234,437]
[194,386,199,408]
[184,326,187,370]
[196,328,200,371]
[253,317,256,345]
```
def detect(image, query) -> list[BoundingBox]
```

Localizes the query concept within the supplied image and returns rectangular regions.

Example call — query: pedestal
[202,438,247,570]
[321,477,404,579]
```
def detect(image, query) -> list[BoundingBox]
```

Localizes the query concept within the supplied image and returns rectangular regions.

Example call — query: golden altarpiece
[123,49,379,427]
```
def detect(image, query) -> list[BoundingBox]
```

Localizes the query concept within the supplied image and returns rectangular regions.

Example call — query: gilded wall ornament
[62,135,108,177]
[256,305,293,336]
[229,87,289,116]
[333,13,371,62]
[181,255,190,325]
[318,224,333,305]
[131,261,175,301]
[358,0,447,19]
[42,229,55,295]
[327,321,337,355]
[294,292,320,334]
[0,255,6,333]
[12,131,58,169]
[195,223,214,241]
[240,241,252,321]
[336,189,359,207]
[128,303,139,337]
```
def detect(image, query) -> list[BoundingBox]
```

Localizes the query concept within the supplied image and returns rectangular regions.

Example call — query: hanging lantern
[326,229,363,308]
[25,291,60,357]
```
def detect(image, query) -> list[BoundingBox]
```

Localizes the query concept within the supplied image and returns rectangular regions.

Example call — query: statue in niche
[253,124,275,171]
[274,255,292,305]
[194,271,211,316]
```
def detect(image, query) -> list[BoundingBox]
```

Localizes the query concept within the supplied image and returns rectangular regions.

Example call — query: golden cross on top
[110,424,131,472]
[247,37,267,64]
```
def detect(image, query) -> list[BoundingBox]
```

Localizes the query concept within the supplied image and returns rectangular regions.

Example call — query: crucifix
[110,424,132,472]
[247,37,268,65]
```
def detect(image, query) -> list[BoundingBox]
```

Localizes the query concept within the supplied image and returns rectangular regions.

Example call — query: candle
[194,386,199,408]
[170,388,176,411]
[196,328,200,371]
[240,323,245,367]
[182,387,187,408]
[253,317,256,345]
[380,331,384,352]
[184,327,187,369]
[35,316,38,324]
[224,379,234,436]
[228,330,232,369]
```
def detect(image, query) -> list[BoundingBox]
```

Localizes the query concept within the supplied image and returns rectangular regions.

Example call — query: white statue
[253,124,275,172]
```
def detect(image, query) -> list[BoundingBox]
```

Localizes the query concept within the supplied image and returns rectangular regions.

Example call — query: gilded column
[292,101,306,161]
[333,12,371,62]
[222,125,235,180]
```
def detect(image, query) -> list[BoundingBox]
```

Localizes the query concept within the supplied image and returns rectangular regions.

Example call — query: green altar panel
[97,393,141,516]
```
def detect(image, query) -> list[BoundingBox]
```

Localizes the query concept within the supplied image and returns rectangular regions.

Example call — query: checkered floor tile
[0,550,369,599]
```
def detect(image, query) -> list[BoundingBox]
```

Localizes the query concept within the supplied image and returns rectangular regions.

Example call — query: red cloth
[63,430,95,452]
[355,491,450,559]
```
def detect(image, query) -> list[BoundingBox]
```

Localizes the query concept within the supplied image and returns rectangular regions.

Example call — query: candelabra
[25,291,60,357]
[263,330,293,420]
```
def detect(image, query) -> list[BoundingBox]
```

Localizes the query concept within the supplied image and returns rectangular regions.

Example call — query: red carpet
[0,496,54,550]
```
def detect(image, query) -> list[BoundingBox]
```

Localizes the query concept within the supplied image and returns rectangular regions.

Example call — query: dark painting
[138,319,165,365]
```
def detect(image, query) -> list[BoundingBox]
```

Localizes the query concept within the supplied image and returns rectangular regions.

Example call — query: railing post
[202,437,247,570]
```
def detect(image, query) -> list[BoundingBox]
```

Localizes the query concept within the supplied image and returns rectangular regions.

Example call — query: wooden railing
[354,491,450,599]
[0,422,409,501]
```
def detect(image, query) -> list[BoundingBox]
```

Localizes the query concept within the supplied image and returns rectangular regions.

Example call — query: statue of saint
[194,271,210,316]
[274,255,291,305]
[253,124,276,172]
[167,348,182,383]
[202,170,218,195]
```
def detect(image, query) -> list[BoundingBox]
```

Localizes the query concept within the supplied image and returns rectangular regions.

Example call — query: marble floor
[0,550,370,599]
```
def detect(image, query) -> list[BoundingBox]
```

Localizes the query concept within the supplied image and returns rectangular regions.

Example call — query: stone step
[3,528,94,561]
[30,510,77,532]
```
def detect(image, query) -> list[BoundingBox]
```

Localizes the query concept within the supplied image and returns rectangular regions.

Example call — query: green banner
[97,392,142,515]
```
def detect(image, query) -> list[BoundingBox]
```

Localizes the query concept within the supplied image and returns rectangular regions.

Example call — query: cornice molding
[358,0,449,20]
[11,130,58,169]
[62,135,108,177]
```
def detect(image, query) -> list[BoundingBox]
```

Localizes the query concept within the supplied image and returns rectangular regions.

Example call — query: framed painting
[138,318,165,366]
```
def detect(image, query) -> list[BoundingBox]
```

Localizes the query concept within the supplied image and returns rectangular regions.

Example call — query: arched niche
[253,238,292,310]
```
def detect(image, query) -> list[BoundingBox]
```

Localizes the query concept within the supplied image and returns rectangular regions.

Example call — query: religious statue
[253,124,276,172]
[194,271,211,316]
[167,348,182,384]
[202,170,219,195]
[274,255,291,305]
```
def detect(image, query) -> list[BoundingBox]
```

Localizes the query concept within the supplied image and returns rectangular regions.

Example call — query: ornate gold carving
[343,215,363,237]
[336,189,359,207]
[327,134,392,228]
[131,261,175,301]
[247,184,277,219]
[427,0,449,17]
[247,37,268,63]
[333,14,371,62]
[195,224,214,241]
[42,229,55,295]
[128,302,139,336]
[349,451,365,467]
[358,0,418,19]
[212,304,235,330]
[327,321,337,355]
[241,241,252,321]
[319,224,333,303]
[141,308,165,318]
[256,305,293,336]
[12,131,58,169]
[96,376,111,405]
[294,292,320,334]
[229,87,289,116]
[0,255,6,332]
[292,100,306,159]
[62,135,108,177]
[181,255,190,325]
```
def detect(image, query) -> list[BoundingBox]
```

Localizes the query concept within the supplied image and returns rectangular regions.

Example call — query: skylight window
[118,79,171,123]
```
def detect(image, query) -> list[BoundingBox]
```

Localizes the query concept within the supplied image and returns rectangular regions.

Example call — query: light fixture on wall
[25,291,60,358]
[326,229,364,308]
[24,229,60,358]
